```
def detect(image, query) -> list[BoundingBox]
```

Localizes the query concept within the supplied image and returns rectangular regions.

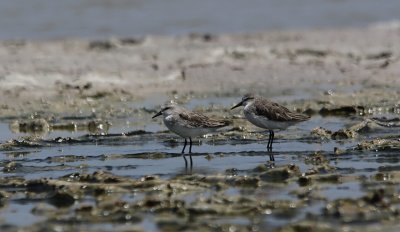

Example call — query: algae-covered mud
[1,26,400,231]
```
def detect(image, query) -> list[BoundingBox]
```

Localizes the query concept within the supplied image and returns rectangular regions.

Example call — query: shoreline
[0,26,399,117]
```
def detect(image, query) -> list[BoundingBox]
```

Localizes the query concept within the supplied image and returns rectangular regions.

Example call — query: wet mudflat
[0,95,400,232]
[0,26,399,231]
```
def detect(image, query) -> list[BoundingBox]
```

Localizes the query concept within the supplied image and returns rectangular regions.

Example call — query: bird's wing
[178,111,229,128]
[254,99,310,122]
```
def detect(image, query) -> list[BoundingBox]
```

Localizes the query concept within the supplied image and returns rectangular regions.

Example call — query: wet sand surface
[0,26,400,231]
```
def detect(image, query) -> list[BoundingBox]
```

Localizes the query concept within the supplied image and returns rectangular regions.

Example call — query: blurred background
[1,0,400,40]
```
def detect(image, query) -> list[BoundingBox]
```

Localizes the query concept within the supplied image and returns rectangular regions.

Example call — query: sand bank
[0,26,399,116]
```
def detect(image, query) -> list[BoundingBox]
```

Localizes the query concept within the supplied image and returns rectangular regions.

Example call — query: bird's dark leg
[271,130,274,147]
[182,138,187,153]
[268,130,274,149]
[189,137,193,167]
[267,130,274,148]
[182,138,188,167]
[267,130,275,162]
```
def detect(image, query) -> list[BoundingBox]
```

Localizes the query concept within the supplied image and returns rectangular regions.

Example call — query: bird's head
[152,103,179,118]
[231,93,255,110]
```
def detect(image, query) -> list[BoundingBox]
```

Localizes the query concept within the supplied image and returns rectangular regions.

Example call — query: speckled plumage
[232,94,310,154]
[248,96,310,125]
[153,104,229,167]
[177,109,229,129]
[160,105,229,137]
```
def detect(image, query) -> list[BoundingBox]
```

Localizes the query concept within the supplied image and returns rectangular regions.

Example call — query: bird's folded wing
[179,111,228,128]
[254,101,309,122]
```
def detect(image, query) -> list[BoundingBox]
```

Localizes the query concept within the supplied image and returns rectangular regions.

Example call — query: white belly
[163,116,216,138]
[244,110,293,130]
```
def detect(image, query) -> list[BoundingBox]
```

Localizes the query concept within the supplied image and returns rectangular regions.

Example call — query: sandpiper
[152,104,229,167]
[231,94,310,160]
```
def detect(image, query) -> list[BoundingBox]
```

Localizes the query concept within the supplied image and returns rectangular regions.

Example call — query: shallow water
[0,96,399,231]
[1,0,400,39]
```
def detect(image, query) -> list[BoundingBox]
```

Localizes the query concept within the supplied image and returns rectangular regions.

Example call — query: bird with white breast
[231,93,310,160]
[153,103,230,167]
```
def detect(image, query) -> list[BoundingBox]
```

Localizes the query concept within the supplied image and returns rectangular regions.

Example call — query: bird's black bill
[152,111,163,118]
[231,101,243,110]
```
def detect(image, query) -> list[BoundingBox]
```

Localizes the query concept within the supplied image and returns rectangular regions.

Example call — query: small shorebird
[152,104,229,167]
[231,94,310,160]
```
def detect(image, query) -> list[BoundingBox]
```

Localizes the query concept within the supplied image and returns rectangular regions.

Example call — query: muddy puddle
[0,95,400,232]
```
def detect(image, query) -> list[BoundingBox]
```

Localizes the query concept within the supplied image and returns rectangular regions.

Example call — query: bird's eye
[163,107,171,111]
[244,96,254,101]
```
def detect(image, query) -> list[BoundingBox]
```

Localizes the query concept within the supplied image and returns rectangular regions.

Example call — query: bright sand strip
[0,26,399,115]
